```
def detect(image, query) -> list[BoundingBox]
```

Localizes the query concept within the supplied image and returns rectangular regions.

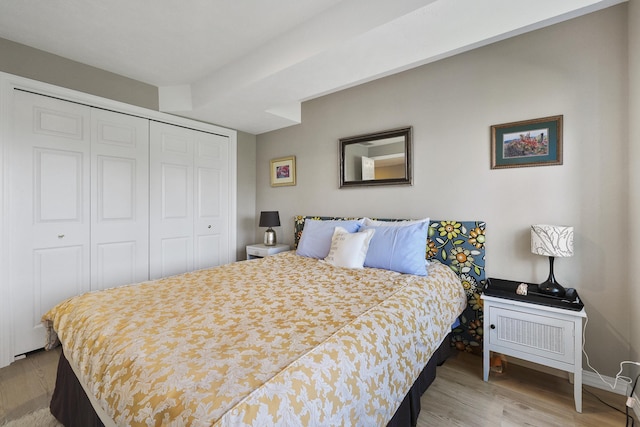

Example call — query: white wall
[256,4,630,376]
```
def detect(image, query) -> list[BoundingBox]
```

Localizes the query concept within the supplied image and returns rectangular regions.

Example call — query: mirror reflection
[340,127,412,187]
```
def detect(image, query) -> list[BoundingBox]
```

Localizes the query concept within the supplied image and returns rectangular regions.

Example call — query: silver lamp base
[264,228,277,246]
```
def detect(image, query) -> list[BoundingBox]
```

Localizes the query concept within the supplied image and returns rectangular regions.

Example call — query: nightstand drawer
[246,243,290,260]
[247,246,269,257]
[488,306,575,364]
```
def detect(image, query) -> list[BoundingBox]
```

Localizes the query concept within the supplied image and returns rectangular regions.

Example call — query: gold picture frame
[270,156,296,187]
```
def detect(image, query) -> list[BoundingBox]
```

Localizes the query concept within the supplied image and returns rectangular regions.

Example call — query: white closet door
[150,122,231,279]
[91,109,149,290]
[149,122,195,279]
[194,131,230,269]
[11,91,91,355]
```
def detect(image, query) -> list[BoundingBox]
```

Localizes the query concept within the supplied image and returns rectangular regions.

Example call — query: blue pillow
[361,222,429,276]
[296,219,363,259]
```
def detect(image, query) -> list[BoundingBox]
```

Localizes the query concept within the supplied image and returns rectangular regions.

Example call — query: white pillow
[362,217,430,227]
[324,227,375,269]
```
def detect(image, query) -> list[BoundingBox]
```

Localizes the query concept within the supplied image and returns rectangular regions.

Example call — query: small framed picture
[491,115,563,169]
[270,156,296,187]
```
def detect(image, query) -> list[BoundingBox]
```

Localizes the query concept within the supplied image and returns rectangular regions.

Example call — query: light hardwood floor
[420,352,627,426]
[0,346,60,424]
[0,348,629,426]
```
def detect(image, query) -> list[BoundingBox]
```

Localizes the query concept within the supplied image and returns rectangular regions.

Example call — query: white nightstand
[246,243,290,260]
[482,292,586,413]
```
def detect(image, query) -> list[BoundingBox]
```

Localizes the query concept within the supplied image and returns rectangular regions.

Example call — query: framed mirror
[339,126,412,188]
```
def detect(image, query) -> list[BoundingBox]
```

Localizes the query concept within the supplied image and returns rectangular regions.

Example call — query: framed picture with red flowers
[490,115,563,169]
[270,155,296,186]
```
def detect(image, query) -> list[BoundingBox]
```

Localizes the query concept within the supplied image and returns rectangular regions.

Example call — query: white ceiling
[0,0,625,134]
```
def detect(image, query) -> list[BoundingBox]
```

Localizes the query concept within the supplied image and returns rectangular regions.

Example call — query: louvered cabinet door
[488,306,575,364]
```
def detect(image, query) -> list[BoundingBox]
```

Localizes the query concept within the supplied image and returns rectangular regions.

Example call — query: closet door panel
[161,237,191,277]
[97,156,135,220]
[196,235,221,270]
[150,122,194,279]
[194,132,230,268]
[162,164,190,218]
[35,246,84,319]
[36,148,84,221]
[96,241,136,288]
[31,105,85,141]
[91,109,149,291]
[11,91,91,356]
[197,168,221,218]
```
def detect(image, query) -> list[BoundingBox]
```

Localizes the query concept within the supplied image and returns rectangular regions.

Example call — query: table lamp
[259,211,280,246]
[530,224,574,297]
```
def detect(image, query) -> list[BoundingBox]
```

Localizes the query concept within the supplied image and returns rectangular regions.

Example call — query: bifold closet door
[149,121,230,280]
[10,91,150,355]
[90,109,149,291]
[10,91,92,355]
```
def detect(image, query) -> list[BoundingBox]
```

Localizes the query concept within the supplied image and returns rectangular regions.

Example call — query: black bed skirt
[50,348,105,427]
[50,334,452,427]
[387,334,452,427]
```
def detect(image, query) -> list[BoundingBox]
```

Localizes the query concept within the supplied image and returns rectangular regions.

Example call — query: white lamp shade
[531,224,574,257]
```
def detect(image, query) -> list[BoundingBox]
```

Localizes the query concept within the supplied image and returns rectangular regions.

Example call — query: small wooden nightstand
[246,243,290,260]
[482,279,586,413]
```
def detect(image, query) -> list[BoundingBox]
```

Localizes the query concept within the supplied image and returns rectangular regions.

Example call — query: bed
[43,217,486,427]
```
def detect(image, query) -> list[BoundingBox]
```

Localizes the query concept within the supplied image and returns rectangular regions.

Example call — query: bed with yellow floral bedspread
[43,251,465,426]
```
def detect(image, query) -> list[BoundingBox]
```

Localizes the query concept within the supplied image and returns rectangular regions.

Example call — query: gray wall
[257,4,631,377]
[236,131,257,259]
[0,38,158,110]
[629,0,640,365]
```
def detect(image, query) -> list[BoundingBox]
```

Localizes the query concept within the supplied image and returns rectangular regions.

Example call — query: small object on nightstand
[516,283,528,295]
[246,243,290,260]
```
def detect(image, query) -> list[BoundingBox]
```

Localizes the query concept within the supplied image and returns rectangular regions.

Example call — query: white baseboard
[505,356,627,394]
[582,369,627,395]
[505,356,638,419]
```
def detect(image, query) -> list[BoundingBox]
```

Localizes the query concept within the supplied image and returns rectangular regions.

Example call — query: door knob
[208,225,211,229]
[57,234,65,239]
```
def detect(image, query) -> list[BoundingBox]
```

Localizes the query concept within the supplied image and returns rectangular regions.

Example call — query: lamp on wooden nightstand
[531,224,574,297]
[259,211,280,246]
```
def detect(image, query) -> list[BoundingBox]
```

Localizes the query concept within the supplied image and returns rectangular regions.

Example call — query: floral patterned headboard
[293,216,486,354]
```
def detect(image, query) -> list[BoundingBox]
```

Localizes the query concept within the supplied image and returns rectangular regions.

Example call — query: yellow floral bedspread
[42,252,466,426]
